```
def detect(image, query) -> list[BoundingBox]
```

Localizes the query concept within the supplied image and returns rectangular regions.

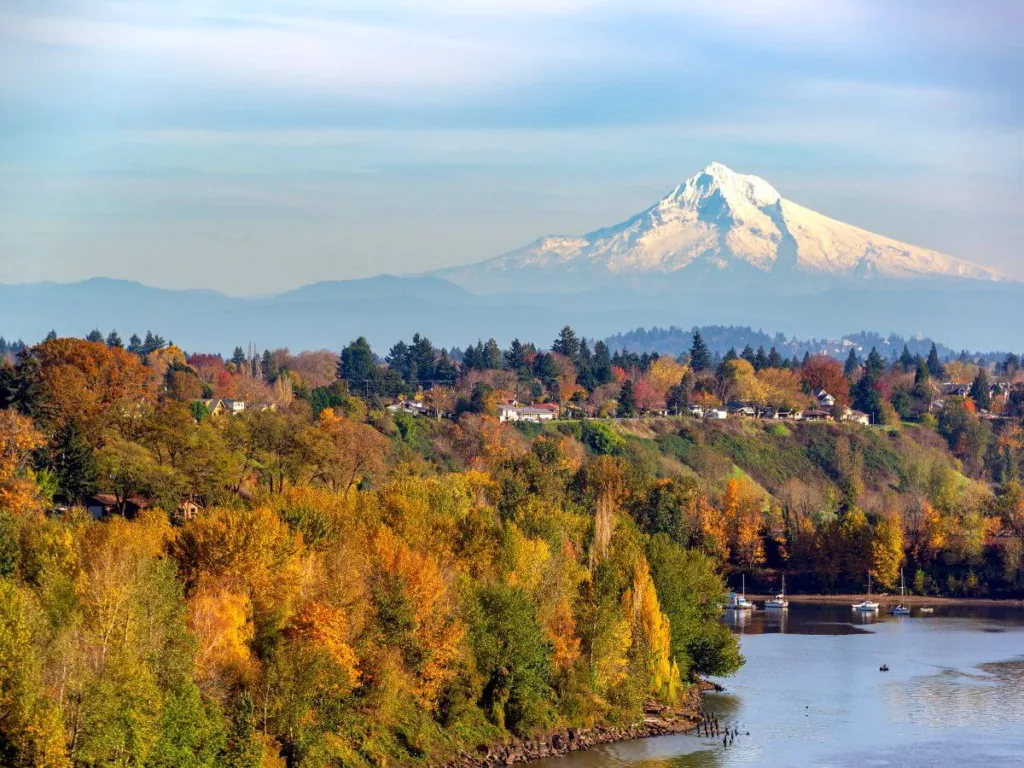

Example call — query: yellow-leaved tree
[623,559,680,703]
[722,478,765,568]
[871,514,904,590]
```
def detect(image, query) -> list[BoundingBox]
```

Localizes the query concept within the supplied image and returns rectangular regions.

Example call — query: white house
[498,405,556,423]
[814,390,836,408]
[387,400,426,416]
[200,398,272,416]
[844,410,870,425]
[704,409,728,420]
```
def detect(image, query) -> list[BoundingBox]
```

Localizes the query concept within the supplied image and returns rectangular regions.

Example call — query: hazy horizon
[2,1,1022,294]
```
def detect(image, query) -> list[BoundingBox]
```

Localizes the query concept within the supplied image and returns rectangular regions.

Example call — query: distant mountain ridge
[441,162,1003,293]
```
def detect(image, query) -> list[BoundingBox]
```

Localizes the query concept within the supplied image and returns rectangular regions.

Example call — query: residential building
[498,404,557,423]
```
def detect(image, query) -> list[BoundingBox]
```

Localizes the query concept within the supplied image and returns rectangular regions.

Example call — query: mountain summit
[443,163,1002,292]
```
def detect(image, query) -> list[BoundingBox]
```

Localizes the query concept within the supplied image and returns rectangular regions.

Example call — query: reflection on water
[532,603,1024,768]
[724,602,874,635]
[886,659,1024,729]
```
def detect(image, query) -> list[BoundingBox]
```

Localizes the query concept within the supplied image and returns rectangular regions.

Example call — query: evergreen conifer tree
[504,339,529,373]
[618,379,637,417]
[970,368,992,410]
[754,346,769,371]
[338,337,376,383]
[844,349,860,377]
[689,330,712,373]
[552,325,581,361]
[927,343,945,379]
[899,344,915,372]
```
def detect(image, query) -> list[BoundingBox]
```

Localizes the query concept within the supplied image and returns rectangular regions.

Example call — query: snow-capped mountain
[443,162,1002,292]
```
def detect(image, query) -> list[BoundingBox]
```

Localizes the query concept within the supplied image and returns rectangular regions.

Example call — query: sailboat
[852,572,879,612]
[765,574,789,609]
[890,570,911,615]
[726,574,755,611]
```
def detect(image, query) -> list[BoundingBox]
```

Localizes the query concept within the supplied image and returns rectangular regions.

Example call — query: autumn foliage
[2,329,1022,767]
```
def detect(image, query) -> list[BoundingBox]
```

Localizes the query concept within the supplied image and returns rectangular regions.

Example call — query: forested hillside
[0,339,736,768]
[1,330,1023,767]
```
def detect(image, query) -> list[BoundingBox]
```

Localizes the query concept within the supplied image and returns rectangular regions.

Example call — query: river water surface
[533,602,1024,767]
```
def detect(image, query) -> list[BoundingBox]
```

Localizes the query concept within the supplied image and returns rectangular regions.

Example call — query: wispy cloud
[0,0,1021,288]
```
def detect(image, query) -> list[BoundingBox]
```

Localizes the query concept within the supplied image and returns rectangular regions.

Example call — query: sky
[0,0,1021,295]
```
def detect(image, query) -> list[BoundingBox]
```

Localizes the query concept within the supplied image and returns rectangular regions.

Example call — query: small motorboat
[919,607,934,614]
[889,570,911,615]
[879,664,890,672]
[726,575,755,611]
[765,574,789,610]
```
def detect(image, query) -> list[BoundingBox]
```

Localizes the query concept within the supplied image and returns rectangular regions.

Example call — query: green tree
[844,348,860,377]
[469,584,553,733]
[592,341,613,385]
[927,343,945,379]
[581,421,625,456]
[221,693,263,768]
[899,345,915,372]
[646,535,742,678]
[864,347,886,376]
[689,330,712,373]
[504,339,529,373]
[409,333,437,384]
[337,337,376,384]
[970,367,992,410]
[51,420,98,504]
[552,325,581,362]
[482,338,502,370]
[468,382,497,417]
[0,509,18,577]
[618,380,637,417]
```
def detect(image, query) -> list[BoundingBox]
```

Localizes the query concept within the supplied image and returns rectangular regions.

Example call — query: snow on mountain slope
[446,162,1002,288]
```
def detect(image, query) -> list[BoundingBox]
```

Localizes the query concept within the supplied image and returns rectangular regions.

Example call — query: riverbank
[747,593,1024,607]
[440,686,716,767]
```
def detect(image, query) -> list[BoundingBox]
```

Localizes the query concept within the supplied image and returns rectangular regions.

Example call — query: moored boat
[889,570,911,615]
[765,574,789,610]
[853,572,879,612]
[726,574,756,611]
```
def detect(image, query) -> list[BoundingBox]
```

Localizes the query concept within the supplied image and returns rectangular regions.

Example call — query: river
[532,602,1024,767]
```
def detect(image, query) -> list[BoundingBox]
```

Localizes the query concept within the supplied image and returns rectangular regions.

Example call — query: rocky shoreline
[441,684,721,767]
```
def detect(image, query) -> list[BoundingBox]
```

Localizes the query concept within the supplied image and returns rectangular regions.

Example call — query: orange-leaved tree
[0,409,45,514]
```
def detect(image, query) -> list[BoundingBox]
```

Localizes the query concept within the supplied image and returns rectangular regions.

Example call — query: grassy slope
[609,417,965,511]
